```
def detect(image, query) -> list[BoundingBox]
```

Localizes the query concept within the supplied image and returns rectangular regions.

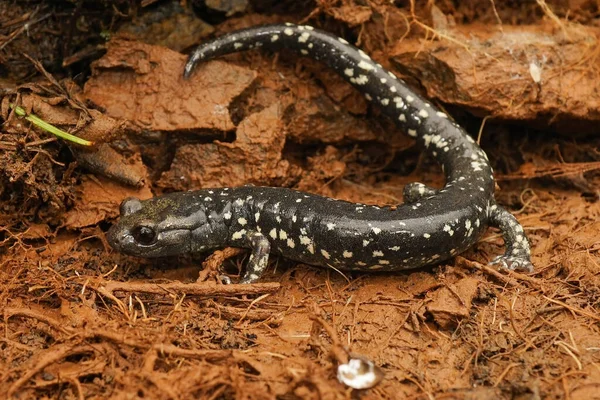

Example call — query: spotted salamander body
[107,24,533,283]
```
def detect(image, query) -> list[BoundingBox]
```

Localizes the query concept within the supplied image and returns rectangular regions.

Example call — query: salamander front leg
[403,182,437,204]
[240,231,271,284]
[487,202,534,273]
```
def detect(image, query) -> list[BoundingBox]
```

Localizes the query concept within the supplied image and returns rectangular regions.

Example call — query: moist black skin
[107,24,533,283]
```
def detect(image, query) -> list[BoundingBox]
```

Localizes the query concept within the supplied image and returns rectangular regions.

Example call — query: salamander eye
[132,226,157,245]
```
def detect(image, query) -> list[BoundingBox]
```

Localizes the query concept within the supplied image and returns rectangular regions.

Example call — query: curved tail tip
[183,62,194,80]
[183,52,202,79]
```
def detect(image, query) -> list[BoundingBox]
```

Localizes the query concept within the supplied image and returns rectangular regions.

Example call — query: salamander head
[107,196,194,258]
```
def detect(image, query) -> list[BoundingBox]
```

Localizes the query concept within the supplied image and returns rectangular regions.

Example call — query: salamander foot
[240,231,271,284]
[487,201,534,273]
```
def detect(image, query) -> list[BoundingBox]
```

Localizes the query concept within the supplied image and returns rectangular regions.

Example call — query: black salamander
[107,24,534,283]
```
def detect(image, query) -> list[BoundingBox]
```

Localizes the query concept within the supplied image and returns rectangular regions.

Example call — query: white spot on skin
[378,260,390,265]
[292,215,297,222]
[298,32,310,43]
[284,28,294,36]
[352,75,369,85]
[338,37,349,44]
[204,197,212,201]
[304,25,314,31]
[436,111,448,118]
[238,217,247,226]
[358,49,371,59]
[406,95,414,103]
[357,60,374,70]
[393,97,404,108]
[271,35,279,42]
[344,68,354,77]
[365,93,372,101]
[296,198,302,203]
[381,98,389,106]
[380,78,387,84]
[301,49,308,55]
[443,224,454,236]
[516,235,524,243]
[321,249,331,259]
[276,216,282,223]
[269,229,277,239]
[373,250,384,257]
[389,246,400,251]
[327,223,336,231]
[223,212,232,220]
[287,239,295,248]
[423,233,431,238]
[255,212,260,222]
[372,227,381,234]
[363,239,370,247]
[343,250,353,258]
[234,42,243,49]
[231,229,246,240]
[407,129,417,137]
[279,230,288,240]
[398,114,406,122]
[465,220,472,230]
[418,109,429,118]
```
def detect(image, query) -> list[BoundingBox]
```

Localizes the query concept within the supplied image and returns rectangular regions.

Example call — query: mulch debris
[1,1,600,398]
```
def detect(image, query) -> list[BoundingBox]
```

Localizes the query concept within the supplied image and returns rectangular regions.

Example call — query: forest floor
[1,0,599,399]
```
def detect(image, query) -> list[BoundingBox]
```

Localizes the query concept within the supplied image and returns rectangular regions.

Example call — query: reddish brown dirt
[1,1,600,399]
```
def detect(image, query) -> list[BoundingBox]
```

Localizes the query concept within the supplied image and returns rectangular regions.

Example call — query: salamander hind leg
[240,231,271,284]
[487,202,534,273]
[403,183,437,204]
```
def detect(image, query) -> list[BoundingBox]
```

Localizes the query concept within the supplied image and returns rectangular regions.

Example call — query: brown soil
[1,1,600,399]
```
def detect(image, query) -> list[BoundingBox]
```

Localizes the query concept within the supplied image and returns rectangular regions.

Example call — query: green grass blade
[9,104,94,146]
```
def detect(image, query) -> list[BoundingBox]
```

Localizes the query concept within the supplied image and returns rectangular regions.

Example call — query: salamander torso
[107,24,533,283]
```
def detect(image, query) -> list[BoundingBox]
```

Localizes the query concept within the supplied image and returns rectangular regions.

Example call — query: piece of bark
[84,38,257,133]
[389,24,600,134]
